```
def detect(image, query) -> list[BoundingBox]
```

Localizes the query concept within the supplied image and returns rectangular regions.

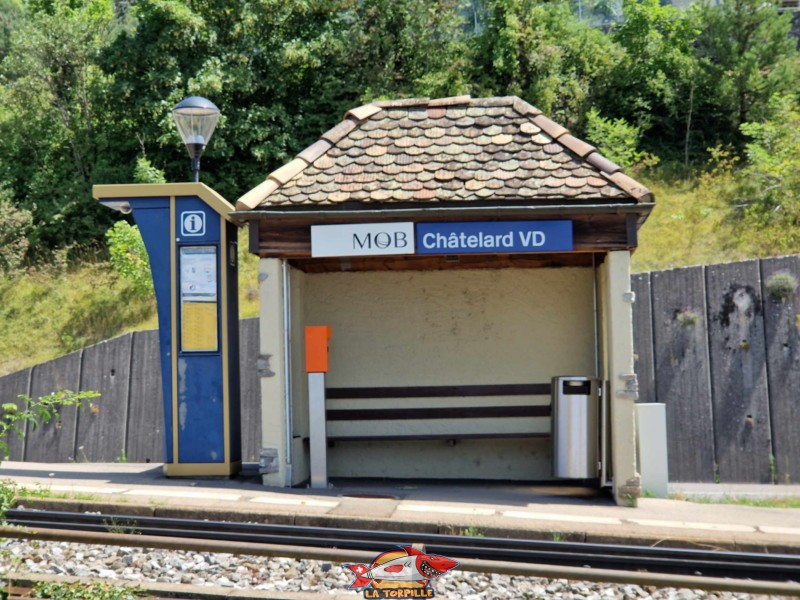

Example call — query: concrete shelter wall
[301,267,596,480]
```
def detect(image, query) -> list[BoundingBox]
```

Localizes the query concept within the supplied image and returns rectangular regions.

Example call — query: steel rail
[5,508,800,583]
[1,525,799,597]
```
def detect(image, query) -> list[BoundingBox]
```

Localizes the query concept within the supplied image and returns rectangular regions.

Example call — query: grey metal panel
[308,372,328,489]
[126,330,165,463]
[0,367,32,460]
[760,255,800,484]
[239,318,261,462]
[631,273,656,404]
[25,351,82,462]
[706,260,772,483]
[651,266,715,482]
[75,334,133,462]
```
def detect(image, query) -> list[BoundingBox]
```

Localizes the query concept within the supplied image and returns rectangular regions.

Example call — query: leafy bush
[105,221,153,297]
[765,272,798,301]
[724,95,800,255]
[585,108,658,169]
[1,389,99,459]
[0,185,33,274]
[133,156,166,185]
[33,581,141,600]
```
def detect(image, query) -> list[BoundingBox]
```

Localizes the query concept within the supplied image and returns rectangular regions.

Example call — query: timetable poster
[180,246,218,352]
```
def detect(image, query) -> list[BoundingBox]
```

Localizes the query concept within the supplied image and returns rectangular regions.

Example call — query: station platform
[1,461,799,553]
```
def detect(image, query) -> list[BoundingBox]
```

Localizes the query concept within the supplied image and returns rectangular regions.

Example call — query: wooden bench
[325,383,552,444]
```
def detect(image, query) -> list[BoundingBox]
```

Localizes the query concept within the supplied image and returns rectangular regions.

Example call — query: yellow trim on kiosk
[163,461,241,477]
[220,221,231,467]
[169,198,179,469]
[93,183,236,223]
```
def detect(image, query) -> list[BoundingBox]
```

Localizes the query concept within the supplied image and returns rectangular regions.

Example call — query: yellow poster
[182,302,218,351]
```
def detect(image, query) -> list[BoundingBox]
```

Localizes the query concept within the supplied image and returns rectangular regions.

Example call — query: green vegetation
[1,481,101,503]
[0,0,798,372]
[674,494,800,509]
[33,581,142,600]
[102,518,141,535]
[0,228,258,376]
[1,389,100,458]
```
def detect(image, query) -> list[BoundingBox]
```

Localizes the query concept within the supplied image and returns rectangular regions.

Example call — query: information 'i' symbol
[186,214,201,233]
[181,211,206,236]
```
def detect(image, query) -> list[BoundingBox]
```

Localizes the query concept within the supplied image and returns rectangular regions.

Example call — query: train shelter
[232,95,654,505]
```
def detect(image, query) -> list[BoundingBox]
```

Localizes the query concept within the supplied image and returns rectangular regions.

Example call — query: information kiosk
[94,183,241,477]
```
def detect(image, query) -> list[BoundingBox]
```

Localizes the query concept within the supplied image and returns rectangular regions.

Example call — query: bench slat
[327,405,551,421]
[328,432,551,442]
[327,383,551,399]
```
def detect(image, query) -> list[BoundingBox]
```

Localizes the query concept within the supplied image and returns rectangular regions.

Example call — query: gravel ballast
[0,539,777,599]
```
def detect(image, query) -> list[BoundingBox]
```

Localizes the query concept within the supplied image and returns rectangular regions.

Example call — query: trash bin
[552,376,600,479]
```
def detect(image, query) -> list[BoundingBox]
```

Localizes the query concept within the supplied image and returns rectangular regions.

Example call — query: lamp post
[172,96,220,183]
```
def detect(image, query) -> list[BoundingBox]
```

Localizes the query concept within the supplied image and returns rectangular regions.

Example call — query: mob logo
[353,231,410,251]
[311,222,415,258]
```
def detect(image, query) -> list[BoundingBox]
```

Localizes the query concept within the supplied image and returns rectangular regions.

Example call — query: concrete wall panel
[76,334,133,462]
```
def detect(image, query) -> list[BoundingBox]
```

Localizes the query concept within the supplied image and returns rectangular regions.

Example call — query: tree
[0,0,123,255]
[342,0,472,100]
[601,0,700,162]
[736,95,800,253]
[0,0,23,60]
[472,0,621,130]
[692,0,800,150]
[99,0,359,199]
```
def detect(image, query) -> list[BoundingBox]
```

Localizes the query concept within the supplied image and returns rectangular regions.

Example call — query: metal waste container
[552,376,600,479]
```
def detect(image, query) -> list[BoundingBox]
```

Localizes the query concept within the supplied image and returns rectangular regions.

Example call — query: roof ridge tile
[296,139,333,165]
[474,96,517,107]
[531,115,568,140]
[428,95,472,107]
[608,171,653,201]
[557,134,595,159]
[320,117,359,144]
[511,97,542,117]
[235,178,280,210]
[374,97,431,108]
[346,103,383,121]
[268,157,308,186]
[585,152,622,175]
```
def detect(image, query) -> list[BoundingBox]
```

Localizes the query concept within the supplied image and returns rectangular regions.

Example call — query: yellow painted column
[259,258,290,486]
[603,251,641,506]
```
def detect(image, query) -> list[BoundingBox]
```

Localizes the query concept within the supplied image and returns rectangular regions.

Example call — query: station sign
[416,220,573,254]
[311,220,573,258]
[311,222,415,257]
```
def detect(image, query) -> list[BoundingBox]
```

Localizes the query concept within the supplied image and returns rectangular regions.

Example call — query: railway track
[4,508,800,587]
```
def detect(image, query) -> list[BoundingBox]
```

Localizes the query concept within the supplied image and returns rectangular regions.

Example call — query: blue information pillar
[94,183,241,477]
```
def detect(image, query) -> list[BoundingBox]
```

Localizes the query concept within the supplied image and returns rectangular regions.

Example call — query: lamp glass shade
[172,96,220,157]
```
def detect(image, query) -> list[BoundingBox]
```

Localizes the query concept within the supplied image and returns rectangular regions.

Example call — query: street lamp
[172,96,220,183]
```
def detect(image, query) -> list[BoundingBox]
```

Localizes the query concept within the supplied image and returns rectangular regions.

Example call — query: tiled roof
[236,95,653,211]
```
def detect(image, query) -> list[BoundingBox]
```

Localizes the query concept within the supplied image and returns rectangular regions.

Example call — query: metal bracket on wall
[616,373,639,400]
[257,354,275,377]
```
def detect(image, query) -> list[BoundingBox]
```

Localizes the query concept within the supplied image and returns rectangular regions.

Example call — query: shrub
[585,108,659,170]
[105,221,153,297]
[765,272,798,301]
[0,185,33,274]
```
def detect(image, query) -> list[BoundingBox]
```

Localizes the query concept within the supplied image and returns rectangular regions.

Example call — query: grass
[0,228,259,377]
[684,495,800,509]
[632,173,746,273]
[0,480,103,506]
